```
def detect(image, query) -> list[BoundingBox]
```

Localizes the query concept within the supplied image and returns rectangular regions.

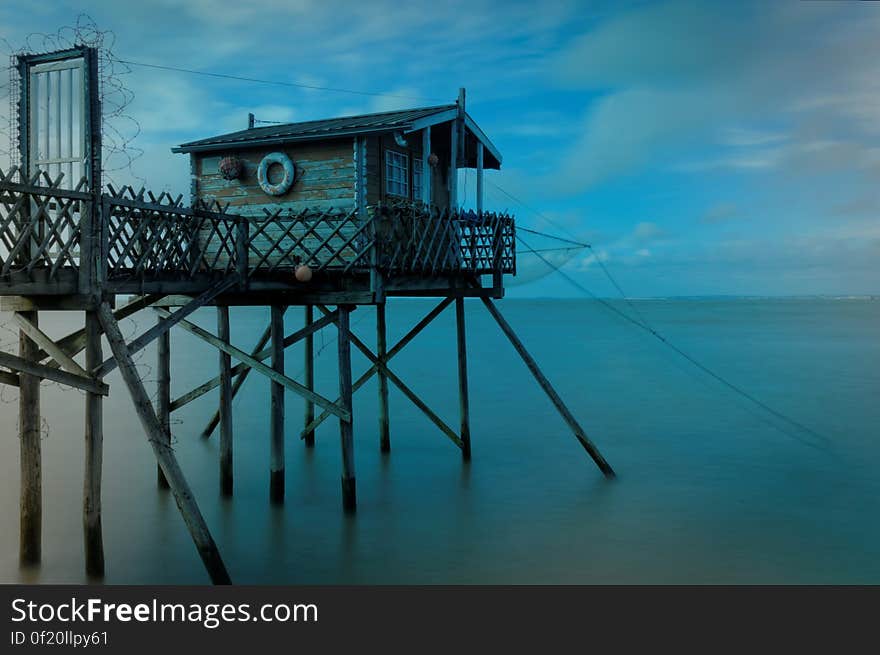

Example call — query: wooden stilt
[455,298,471,460]
[218,306,233,496]
[156,319,170,489]
[97,303,231,584]
[201,323,271,438]
[377,303,390,453]
[303,299,452,439]
[270,305,285,504]
[337,305,356,512]
[83,310,104,576]
[18,310,41,566]
[154,308,347,420]
[333,314,463,450]
[303,305,315,447]
[480,298,615,478]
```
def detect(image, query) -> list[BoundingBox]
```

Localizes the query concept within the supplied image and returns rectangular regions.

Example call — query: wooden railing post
[236,218,249,288]
[78,195,95,297]
[492,215,503,297]
[369,209,384,302]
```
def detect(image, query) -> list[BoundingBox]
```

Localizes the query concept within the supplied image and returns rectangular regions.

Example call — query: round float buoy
[218,155,243,180]
[257,152,295,196]
[295,264,312,282]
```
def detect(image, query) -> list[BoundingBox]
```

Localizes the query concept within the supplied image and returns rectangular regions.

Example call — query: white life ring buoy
[257,152,296,196]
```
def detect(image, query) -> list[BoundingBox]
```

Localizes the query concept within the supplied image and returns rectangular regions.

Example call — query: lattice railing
[104,185,240,281]
[373,201,515,275]
[0,169,515,288]
[239,206,373,276]
[0,166,89,280]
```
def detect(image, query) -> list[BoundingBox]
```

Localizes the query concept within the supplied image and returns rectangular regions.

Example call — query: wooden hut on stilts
[0,47,613,584]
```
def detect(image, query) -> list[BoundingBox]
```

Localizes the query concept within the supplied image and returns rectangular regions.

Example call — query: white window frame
[29,57,87,189]
[384,150,409,198]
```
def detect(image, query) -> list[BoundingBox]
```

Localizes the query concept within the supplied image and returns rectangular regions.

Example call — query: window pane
[413,159,423,198]
[385,151,409,197]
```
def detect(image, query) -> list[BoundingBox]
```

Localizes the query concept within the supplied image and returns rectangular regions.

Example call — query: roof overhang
[171,126,396,154]
[404,110,502,168]
[173,107,503,169]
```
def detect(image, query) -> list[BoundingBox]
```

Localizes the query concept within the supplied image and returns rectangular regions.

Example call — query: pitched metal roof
[173,104,457,153]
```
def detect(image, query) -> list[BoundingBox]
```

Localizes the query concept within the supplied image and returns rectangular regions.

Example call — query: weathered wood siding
[195,140,358,269]
[196,139,355,212]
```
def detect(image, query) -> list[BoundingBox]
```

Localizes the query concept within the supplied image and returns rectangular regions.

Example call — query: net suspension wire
[498,185,832,453]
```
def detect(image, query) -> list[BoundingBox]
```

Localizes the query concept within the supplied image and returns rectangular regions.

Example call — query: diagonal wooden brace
[95,278,237,378]
[13,312,89,377]
[41,295,166,370]
[0,350,108,395]
[312,304,463,449]
[154,309,351,422]
[301,298,453,437]
[171,308,338,422]
[481,297,615,478]
[96,302,231,584]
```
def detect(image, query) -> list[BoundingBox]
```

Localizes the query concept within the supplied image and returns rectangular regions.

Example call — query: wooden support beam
[83,311,104,577]
[337,305,356,512]
[218,307,233,496]
[377,303,390,453]
[320,305,463,450]
[480,298,615,478]
[456,298,472,460]
[95,279,236,378]
[449,116,459,209]
[476,142,484,214]
[303,305,315,447]
[302,298,453,438]
[14,312,89,377]
[0,370,20,387]
[0,351,109,395]
[96,303,231,584]
[270,305,285,504]
[18,311,41,566]
[176,307,328,421]
[156,319,171,489]
[172,308,331,417]
[422,126,431,205]
[155,309,349,421]
[42,294,165,370]
[201,324,271,437]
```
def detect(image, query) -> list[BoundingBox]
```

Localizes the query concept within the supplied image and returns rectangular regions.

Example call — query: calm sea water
[0,298,877,584]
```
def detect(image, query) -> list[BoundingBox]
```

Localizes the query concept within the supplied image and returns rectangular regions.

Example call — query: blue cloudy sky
[1,1,878,297]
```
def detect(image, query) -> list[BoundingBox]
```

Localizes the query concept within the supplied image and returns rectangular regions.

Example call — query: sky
[0,0,877,297]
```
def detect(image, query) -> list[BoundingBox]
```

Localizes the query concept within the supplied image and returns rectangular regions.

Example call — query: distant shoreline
[504,295,879,302]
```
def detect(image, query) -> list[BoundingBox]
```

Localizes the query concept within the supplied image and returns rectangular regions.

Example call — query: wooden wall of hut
[194,139,359,270]
[195,138,356,213]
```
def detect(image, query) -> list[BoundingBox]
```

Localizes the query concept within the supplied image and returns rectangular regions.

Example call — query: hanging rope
[515,232,832,453]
